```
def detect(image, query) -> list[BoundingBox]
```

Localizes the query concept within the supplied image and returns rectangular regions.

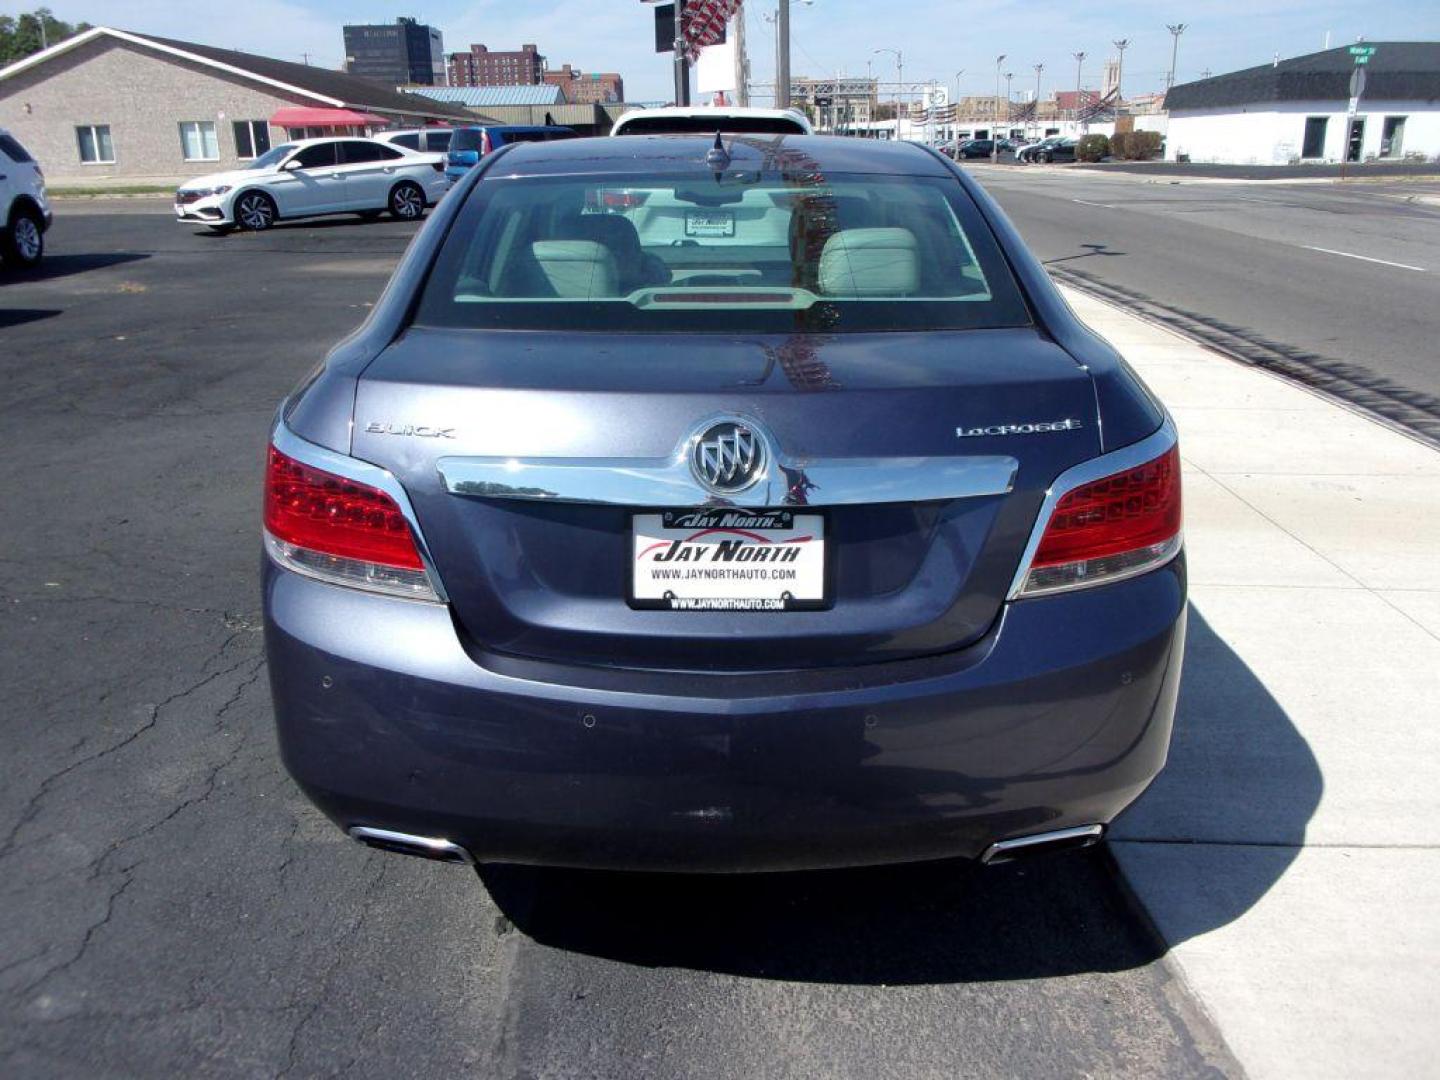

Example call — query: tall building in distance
[343,17,445,86]
[543,64,624,104]
[446,44,544,88]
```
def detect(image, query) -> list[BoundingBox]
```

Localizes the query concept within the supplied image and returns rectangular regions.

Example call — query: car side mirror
[281,159,302,171]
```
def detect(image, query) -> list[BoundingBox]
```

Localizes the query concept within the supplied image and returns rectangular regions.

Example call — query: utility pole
[1166,23,1187,89]
[993,53,1006,159]
[734,7,749,105]
[1073,51,1086,119]
[673,0,690,106]
[1033,62,1044,139]
[776,0,791,107]
[1113,38,1129,106]
[1005,71,1014,127]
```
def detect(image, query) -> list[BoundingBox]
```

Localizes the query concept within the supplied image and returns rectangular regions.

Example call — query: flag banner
[684,0,742,59]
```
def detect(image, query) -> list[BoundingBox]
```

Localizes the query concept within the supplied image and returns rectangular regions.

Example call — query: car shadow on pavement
[0,251,149,282]
[478,846,1162,985]
[1108,604,1323,943]
[0,308,61,329]
[476,604,1320,984]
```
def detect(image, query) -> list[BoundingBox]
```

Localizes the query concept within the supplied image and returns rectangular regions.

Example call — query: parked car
[955,139,996,159]
[610,106,813,136]
[376,127,454,154]
[1017,136,1064,163]
[174,137,447,233]
[0,126,50,269]
[263,133,1184,874]
[1031,137,1079,164]
[444,125,578,184]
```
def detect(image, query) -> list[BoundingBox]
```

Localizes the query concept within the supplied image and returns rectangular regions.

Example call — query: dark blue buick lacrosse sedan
[262,133,1184,872]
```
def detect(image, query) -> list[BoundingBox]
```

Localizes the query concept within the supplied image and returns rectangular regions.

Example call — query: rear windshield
[451,129,484,152]
[618,116,807,135]
[413,171,1031,334]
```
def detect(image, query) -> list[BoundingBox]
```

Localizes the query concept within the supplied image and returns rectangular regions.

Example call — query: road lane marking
[1071,198,1118,209]
[1302,245,1427,272]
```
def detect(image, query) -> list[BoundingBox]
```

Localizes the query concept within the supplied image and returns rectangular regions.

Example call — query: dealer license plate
[630,509,827,611]
[684,209,735,238]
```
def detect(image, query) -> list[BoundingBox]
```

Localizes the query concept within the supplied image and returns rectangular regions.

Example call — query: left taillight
[1017,444,1182,597]
[263,445,441,601]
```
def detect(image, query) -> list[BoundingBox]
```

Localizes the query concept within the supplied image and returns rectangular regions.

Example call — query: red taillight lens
[1020,445,1182,596]
[264,446,423,570]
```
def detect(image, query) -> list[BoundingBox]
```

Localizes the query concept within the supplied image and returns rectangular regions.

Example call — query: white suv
[174,136,448,233]
[0,127,50,269]
[610,107,813,136]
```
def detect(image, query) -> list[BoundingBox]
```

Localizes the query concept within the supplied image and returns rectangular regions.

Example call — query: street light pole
[993,53,1006,159]
[874,48,902,138]
[951,70,964,144]
[1073,51,1086,119]
[1033,62,1044,140]
[1113,38,1129,106]
[1005,71,1013,127]
[776,0,791,107]
[1166,23,1187,90]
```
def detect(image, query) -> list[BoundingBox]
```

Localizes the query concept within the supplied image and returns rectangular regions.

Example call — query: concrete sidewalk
[1061,284,1440,1079]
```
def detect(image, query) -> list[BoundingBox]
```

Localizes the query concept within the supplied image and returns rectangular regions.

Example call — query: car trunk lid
[351,326,1098,671]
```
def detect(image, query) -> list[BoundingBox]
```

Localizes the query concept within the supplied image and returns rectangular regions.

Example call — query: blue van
[444,125,578,183]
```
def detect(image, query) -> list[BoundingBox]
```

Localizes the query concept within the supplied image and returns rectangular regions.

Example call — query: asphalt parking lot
[0,205,1238,1078]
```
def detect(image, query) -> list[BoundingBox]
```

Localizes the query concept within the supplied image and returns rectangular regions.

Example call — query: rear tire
[388,181,425,221]
[1,207,44,269]
[235,190,277,231]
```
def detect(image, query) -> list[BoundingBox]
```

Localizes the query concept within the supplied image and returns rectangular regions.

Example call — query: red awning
[270,107,392,128]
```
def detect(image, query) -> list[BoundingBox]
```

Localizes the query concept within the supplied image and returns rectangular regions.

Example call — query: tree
[0,9,92,66]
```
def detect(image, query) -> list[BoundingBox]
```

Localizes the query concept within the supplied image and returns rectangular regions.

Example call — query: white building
[1165,42,1440,165]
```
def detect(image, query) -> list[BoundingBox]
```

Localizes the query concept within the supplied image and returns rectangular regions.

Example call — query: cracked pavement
[0,206,1240,1079]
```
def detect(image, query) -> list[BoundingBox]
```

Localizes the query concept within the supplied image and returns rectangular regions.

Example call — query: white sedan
[174,137,448,233]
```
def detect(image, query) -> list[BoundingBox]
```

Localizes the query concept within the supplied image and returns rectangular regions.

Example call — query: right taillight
[1018,444,1182,597]
[263,444,441,602]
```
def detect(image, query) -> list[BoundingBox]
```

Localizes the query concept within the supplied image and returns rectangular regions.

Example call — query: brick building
[446,44,544,88]
[0,26,471,183]
[542,64,624,105]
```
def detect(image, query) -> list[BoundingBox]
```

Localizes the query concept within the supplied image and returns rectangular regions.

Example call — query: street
[0,206,1236,1079]
[974,167,1440,444]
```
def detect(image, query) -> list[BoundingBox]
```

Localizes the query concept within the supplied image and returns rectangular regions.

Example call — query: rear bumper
[263,556,1186,872]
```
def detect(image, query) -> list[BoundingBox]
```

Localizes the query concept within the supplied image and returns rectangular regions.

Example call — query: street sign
[1348,45,1376,56]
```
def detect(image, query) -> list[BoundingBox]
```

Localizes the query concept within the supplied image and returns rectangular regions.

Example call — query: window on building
[76,124,115,164]
[1381,116,1407,158]
[233,120,272,159]
[1301,117,1328,159]
[179,120,220,161]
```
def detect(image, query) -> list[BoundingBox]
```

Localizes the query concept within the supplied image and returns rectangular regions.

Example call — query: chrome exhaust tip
[348,826,475,866]
[980,824,1104,866]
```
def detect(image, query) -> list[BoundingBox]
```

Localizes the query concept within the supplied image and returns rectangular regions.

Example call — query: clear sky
[34,0,1440,102]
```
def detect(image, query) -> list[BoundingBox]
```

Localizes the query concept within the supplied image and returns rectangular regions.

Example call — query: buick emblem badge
[690,420,766,494]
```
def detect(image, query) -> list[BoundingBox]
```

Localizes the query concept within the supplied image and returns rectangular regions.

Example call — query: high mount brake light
[1018,444,1182,597]
[263,445,440,601]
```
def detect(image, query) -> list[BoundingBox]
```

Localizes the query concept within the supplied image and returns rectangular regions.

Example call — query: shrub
[1111,130,1163,160]
[1076,134,1110,162]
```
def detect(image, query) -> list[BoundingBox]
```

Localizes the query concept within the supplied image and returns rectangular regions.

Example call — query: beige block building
[0,27,473,184]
